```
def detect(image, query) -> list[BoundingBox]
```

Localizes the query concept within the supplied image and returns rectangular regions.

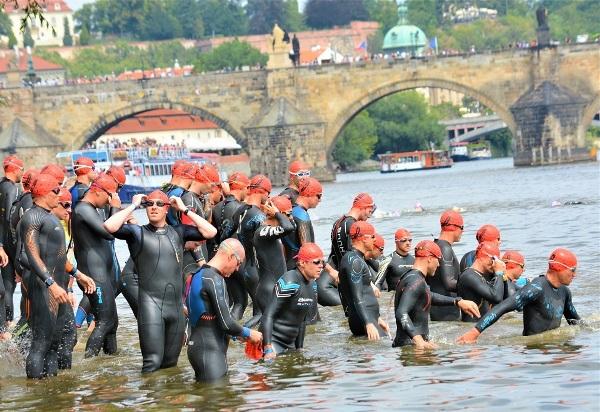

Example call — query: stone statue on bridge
[268,23,293,69]
[536,6,548,29]
[271,23,289,53]
[535,6,550,48]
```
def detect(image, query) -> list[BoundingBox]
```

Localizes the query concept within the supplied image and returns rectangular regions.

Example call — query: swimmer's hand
[131,194,145,208]
[458,299,481,318]
[109,192,121,208]
[412,335,437,349]
[371,282,381,298]
[365,323,380,341]
[492,257,506,274]
[326,264,339,285]
[262,200,278,217]
[220,181,230,196]
[378,317,390,336]
[248,329,262,344]
[170,196,187,212]
[69,291,76,308]
[263,344,276,360]
[457,328,480,344]
[76,273,96,294]
[48,283,70,304]
[0,247,8,267]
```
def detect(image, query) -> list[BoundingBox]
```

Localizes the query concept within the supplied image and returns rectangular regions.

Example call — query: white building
[4,0,74,47]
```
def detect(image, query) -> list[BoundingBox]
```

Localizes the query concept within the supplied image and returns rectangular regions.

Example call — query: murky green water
[1,158,599,410]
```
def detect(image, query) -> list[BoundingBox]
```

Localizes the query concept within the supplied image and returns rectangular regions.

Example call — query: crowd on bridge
[0,154,582,381]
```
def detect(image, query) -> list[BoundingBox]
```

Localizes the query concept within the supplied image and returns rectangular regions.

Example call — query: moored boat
[379,150,453,173]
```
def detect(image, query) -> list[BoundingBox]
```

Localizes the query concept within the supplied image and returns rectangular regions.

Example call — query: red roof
[105,109,219,135]
[3,0,72,13]
[0,53,63,73]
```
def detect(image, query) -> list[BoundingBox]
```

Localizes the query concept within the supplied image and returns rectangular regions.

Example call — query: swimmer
[104,191,216,373]
[374,228,415,291]
[393,240,480,349]
[458,248,581,343]
[459,224,501,273]
[69,157,97,207]
[501,250,527,298]
[0,155,23,332]
[260,243,322,359]
[338,221,389,340]
[279,160,311,205]
[427,210,464,321]
[162,160,196,225]
[186,238,262,382]
[456,241,506,322]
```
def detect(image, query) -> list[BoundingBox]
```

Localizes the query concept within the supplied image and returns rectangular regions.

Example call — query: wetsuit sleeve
[437,246,458,291]
[22,214,52,282]
[431,292,457,306]
[374,256,392,289]
[253,213,295,242]
[293,207,314,245]
[395,278,425,339]
[564,288,581,324]
[175,224,207,242]
[77,204,115,240]
[260,276,299,346]
[475,282,543,333]
[113,224,143,258]
[205,275,244,336]
[347,259,373,326]
[460,271,505,304]
[0,182,17,246]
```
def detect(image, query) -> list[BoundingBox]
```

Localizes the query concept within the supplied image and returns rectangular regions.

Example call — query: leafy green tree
[406,0,437,34]
[140,0,182,40]
[333,111,377,170]
[79,26,91,45]
[365,0,399,33]
[23,24,34,47]
[195,39,268,71]
[74,3,94,33]
[8,31,17,49]
[305,0,368,29]
[284,0,305,32]
[200,0,248,37]
[486,129,513,157]
[63,17,73,46]
[247,0,286,35]
[169,0,204,39]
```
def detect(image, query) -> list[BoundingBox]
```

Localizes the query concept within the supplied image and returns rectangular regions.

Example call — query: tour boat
[379,150,453,173]
[450,141,492,161]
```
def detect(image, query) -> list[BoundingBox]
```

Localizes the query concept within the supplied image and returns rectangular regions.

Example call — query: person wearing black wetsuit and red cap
[279,160,311,205]
[375,228,415,291]
[162,160,196,226]
[69,156,97,207]
[338,221,390,340]
[501,250,527,298]
[261,242,322,359]
[459,224,502,273]
[428,210,464,321]
[458,248,581,343]
[394,240,480,349]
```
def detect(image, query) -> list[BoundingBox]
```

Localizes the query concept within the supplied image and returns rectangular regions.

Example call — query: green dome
[383,24,427,52]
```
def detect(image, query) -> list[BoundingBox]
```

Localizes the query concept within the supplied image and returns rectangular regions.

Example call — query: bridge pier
[511,81,595,166]
[244,98,334,186]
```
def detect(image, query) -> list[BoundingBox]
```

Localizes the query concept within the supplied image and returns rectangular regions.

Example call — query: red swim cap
[271,195,292,213]
[298,177,322,197]
[249,175,272,194]
[22,168,38,191]
[349,221,375,239]
[172,160,196,179]
[295,242,323,262]
[59,187,72,202]
[476,224,501,243]
[228,172,250,190]
[73,157,95,176]
[195,164,220,184]
[106,165,126,186]
[89,174,118,194]
[395,228,411,241]
[440,210,464,232]
[374,234,385,250]
[31,174,60,198]
[146,189,170,205]
[414,240,442,259]
[476,241,501,260]
[502,250,525,269]
[3,155,23,173]
[40,164,66,184]
[352,193,374,209]
[548,248,577,272]
[289,160,310,175]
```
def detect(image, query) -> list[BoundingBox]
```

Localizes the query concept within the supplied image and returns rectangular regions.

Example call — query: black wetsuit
[374,251,415,291]
[236,204,266,315]
[186,265,250,381]
[329,215,356,270]
[282,204,314,270]
[69,181,89,208]
[162,183,187,226]
[252,213,295,316]
[279,187,299,205]
[20,205,73,378]
[338,249,382,337]
[71,201,120,357]
[260,269,318,354]
[0,177,20,324]
[427,239,460,321]
[181,190,209,271]
[503,277,528,300]
[316,268,341,306]
[457,268,504,322]
[393,269,457,347]
[459,250,476,274]
[475,275,580,336]
[118,258,139,318]
[114,222,205,372]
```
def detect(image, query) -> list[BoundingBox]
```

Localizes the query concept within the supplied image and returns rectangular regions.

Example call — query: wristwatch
[183,208,191,216]
[44,277,55,288]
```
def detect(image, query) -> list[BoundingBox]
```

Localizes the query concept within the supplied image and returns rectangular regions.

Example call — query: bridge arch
[326,78,517,157]
[77,100,247,149]
[580,93,600,132]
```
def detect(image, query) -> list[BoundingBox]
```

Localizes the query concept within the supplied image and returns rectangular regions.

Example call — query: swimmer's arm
[395,282,422,338]
[475,283,541,333]
[77,206,115,240]
[347,261,372,326]
[23,215,51,282]
[178,207,217,239]
[373,256,392,289]
[564,288,581,324]
[460,271,505,304]
[437,250,458,291]
[431,292,457,306]
[274,212,296,237]
[0,184,17,246]
[259,290,285,347]
[207,276,245,337]
[103,202,138,233]
[296,218,314,245]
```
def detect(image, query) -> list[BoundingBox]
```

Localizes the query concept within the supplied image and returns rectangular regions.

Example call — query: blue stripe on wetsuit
[187,268,207,327]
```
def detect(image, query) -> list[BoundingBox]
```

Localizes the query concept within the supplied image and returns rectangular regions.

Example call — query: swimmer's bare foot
[87,320,96,333]
[0,331,12,341]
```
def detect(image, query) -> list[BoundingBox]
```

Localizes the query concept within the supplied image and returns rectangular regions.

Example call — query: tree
[406,0,437,34]
[23,24,34,48]
[365,0,399,34]
[79,26,91,46]
[305,0,368,29]
[284,0,305,32]
[246,0,286,35]
[195,39,268,72]
[200,0,248,37]
[63,17,73,46]
[169,0,204,39]
[74,3,94,33]
[140,0,182,40]
[8,31,17,49]
[333,111,377,170]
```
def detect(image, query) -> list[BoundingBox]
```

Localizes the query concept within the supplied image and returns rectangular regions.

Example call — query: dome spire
[397,0,408,25]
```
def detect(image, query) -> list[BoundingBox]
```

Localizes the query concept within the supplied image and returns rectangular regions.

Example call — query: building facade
[4,0,74,47]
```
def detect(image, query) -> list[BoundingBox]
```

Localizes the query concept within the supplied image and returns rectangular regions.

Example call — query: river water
[1,158,599,410]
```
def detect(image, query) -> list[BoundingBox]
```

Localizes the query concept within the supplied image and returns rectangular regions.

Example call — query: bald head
[219,238,245,261]
[211,238,246,276]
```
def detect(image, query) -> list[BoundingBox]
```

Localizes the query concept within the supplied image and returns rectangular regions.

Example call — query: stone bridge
[1,43,598,185]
